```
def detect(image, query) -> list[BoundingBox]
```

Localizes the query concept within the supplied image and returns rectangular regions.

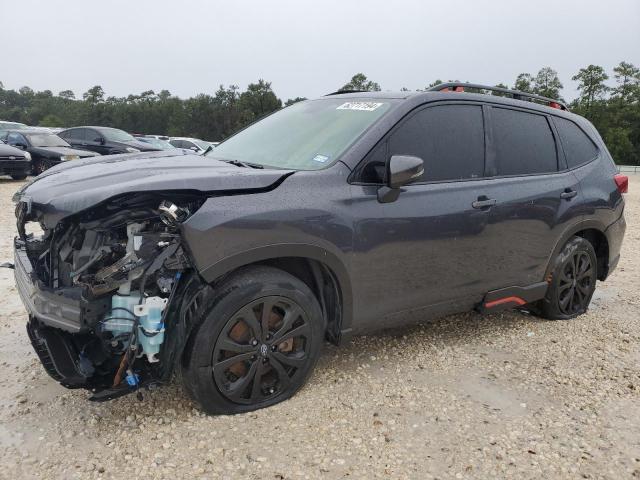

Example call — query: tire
[538,236,597,320]
[182,266,325,415]
[10,174,27,180]
[32,159,50,176]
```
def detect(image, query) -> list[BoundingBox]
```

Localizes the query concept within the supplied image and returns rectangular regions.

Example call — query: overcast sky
[2,0,639,102]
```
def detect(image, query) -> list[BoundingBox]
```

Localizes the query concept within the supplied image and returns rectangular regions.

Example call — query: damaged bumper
[15,238,108,332]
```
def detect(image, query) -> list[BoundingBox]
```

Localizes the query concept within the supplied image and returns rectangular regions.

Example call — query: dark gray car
[11,84,627,414]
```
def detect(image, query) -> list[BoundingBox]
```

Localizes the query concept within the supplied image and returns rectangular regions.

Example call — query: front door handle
[472,196,497,209]
[560,188,578,200]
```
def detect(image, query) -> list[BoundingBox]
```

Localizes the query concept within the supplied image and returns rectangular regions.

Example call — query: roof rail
[428,82,569,111]
[324,89,370,96]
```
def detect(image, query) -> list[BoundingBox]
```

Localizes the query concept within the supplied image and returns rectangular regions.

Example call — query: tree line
[1,61,638,164]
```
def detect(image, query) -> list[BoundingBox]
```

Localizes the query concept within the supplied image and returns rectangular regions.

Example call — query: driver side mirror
[378,155,424,203]
[13,142,28,150]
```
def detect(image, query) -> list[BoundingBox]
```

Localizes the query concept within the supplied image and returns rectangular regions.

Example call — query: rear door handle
[560,188,578,200]
[472,196,497,209]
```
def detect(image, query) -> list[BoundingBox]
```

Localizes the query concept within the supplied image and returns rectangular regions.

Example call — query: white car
[169,137,213,153]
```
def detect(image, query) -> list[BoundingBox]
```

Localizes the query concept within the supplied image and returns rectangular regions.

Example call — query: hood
[0,143,28,158]
[15,150,294,228]
[30,146,99,158]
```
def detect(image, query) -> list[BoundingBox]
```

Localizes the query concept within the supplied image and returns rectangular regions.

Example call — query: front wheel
[538,236,597,320]
[32,159,51,175]
[182,266,325,414]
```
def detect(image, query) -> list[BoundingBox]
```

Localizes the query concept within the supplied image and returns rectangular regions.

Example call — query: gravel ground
[0,176,638,480]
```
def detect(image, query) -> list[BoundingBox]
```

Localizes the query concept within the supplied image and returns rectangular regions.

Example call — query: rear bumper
[604,212,626,279]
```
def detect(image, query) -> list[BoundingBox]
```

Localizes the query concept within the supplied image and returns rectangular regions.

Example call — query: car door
[349,103,499,329]
[477,105,583,290]
[85,129,110,154]
[61,128,87,150]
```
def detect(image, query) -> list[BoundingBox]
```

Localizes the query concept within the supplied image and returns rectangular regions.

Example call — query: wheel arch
[199,244,353,345]
[545,221,610,281]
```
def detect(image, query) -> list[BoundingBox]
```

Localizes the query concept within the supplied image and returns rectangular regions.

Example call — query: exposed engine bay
[16,192,204,400]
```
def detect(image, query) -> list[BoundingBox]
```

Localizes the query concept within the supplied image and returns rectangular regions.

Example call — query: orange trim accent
[484,296,526,309]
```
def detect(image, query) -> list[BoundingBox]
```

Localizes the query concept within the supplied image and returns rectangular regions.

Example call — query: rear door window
[388,104,485,182]
[63,128,86,142]
[553,117,599,168]
[491,108,558,176]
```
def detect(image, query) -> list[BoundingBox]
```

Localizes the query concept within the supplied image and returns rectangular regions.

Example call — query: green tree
[612,61,640,101]
[239,79,282,120]
[59,90,75,100]
[572,65,609,113]
[514,73,534,93]
[340,73,381,92]
[83,85,105,103]
[533,67,563,99]
[39,114,64,127]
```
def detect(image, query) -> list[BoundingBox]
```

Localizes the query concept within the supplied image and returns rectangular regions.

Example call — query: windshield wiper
[221,159,264,169]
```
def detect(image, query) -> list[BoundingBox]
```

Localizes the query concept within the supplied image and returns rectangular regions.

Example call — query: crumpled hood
[15,150,293,228]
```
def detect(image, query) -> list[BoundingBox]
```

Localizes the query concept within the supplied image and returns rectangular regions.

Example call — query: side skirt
[477,282,548,314]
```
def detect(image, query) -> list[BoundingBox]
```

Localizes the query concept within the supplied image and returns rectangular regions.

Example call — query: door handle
[472,196,497,209]
[560,188,578,200]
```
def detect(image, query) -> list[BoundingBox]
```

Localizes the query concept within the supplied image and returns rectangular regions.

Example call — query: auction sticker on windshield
[336,102,383,111]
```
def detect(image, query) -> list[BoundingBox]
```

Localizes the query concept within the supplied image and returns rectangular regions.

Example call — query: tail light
[614,174,628,194]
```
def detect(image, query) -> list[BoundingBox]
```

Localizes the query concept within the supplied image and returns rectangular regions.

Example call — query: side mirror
[388,155,424,188]
[14,143,28,150]
[190,146,199,152]
[378,155,424,203]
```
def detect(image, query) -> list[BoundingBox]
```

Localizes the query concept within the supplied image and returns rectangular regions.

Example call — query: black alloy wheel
[557,250,594,315]
[212,296,311,404]
[182,266,325,415]
[538,235,598,320]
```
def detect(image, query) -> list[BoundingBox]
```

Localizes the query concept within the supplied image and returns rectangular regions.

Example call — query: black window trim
[549,115,601,171]
[349,100,490,186]
[485,104,564,180]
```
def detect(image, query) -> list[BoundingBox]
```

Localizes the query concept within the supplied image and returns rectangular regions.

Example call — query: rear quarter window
[492,108,558,176]
[554,116,599,169]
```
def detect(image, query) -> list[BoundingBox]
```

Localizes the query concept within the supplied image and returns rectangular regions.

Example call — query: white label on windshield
[312,154,330,163]
[336,102,383,111]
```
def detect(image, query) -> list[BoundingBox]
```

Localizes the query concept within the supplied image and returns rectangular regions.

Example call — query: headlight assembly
[23,151,32,161]
[60,155,80,161]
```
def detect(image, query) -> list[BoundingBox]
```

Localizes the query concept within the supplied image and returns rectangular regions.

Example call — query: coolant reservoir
[133,296,168,363]
[102,292,142,337]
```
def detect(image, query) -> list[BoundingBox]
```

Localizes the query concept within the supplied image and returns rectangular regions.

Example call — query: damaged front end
[14,192,203,401]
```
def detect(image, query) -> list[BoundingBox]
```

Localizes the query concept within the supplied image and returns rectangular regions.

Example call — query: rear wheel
[182,266,325,414]
[538,236,597,320]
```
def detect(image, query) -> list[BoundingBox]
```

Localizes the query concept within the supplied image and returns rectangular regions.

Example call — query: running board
[477,282,548,314]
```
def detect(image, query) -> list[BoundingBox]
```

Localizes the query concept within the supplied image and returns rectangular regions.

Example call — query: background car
[134,135,183,151]
[0,120,28,141]
[0,139,32,180]
[5,129,99,175]
[169,137,212,153]
[59,126,161,155]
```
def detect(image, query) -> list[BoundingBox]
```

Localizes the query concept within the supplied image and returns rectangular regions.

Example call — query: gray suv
[12,83,627,414]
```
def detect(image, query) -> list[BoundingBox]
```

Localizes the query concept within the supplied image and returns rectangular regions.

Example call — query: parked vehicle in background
[12,83,627,415]
[0,139,32,180]
[5,129,100,175]
[134,136,181,151]
[59,126,162,155]
[0,121,28,141]
[169,137,211,153]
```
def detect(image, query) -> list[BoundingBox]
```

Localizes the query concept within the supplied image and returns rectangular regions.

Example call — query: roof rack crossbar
[429,82,569,111]
[324,89,370,96]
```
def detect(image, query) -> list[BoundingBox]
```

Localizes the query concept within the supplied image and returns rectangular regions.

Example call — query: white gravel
[0,176,638,479]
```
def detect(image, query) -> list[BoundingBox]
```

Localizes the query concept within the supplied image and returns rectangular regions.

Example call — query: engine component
[158,200,190,226]
[133,296,168,363]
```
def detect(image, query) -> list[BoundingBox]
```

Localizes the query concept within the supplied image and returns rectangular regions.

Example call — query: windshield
[102,128,136,142]
[192,139,210,150]
[206,98,394,170]
[0,122,27,130]
[27,133,70,147]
